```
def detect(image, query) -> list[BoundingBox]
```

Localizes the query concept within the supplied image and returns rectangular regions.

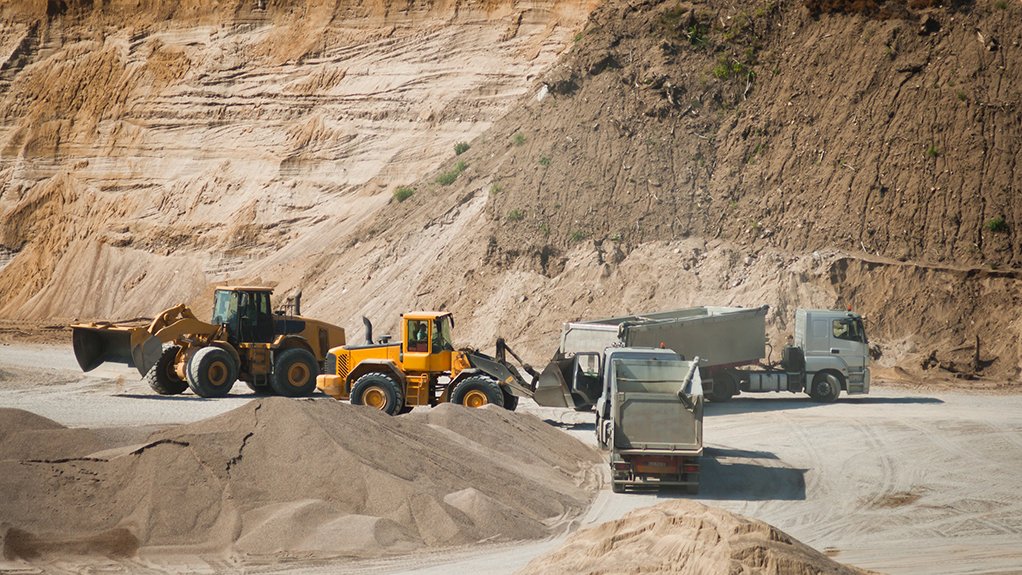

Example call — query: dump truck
[317,312,542,414]
[594,349,703,494]
[72,287,345,398]
[548,305,870,404]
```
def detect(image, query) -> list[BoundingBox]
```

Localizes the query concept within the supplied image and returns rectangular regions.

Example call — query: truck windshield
[833,318,867,343]
[613,359,702,397]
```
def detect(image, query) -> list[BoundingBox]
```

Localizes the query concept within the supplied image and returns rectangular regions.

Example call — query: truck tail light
[613,462,632,471]
[683,464,700,473]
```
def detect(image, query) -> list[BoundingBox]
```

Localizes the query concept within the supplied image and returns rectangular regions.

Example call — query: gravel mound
[518,500,877,575]
[0,399,599,562]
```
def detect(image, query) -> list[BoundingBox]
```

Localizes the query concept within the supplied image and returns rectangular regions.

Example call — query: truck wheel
[611,481,625,494]
[501,387,519,411]
[186,346,238,398]
[451,376,505,409]
[271,348,319,397]
[685,475,700,495]
[144,345,187,395]
[351,372,404,415]
[705,388,734,403]
[809,372,842,403]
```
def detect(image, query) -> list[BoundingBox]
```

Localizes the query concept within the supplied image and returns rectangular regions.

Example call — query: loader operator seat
[409,320,429,353]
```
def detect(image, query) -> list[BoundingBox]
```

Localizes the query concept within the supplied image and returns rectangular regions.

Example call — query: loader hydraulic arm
[146,305,220,344]
[495,338,540,387]
[147,304,198,335]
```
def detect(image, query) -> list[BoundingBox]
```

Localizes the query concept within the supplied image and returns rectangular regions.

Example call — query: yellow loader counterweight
[72,287,345,398]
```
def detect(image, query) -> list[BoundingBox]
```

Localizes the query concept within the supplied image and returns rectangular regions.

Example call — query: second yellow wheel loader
[317,311,540,415]
[72,287,345,398]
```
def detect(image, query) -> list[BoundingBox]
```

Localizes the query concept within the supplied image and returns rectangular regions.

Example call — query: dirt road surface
[1,342,1021,574]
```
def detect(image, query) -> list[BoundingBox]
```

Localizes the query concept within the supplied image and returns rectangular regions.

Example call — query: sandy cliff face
[1,0,1020,381]
[0,0,593,316]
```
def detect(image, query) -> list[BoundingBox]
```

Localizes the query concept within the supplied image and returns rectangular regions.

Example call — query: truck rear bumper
[316,374,344,399]
[612,478,698,487]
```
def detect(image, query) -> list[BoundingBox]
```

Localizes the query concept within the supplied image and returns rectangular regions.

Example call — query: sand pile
[518,500,875,575]
[0,399,600,562]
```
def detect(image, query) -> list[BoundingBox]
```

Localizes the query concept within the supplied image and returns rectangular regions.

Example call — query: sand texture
[0,399,600,562]
[518,500,875,575]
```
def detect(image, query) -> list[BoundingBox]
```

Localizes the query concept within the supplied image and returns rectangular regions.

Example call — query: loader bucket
[532,359,574,409]
[72,325,160,376]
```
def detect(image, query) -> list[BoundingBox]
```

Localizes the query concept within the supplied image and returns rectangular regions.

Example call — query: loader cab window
[433,317,454,352]
[212,290,240,331]
[407,320,429,353]
[213,290,273,344]
[832,318,866,343]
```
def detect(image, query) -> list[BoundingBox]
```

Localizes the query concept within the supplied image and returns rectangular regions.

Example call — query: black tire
[186,346,238,398]
[245,381,274,395]
[501,387,519,411]
[705,374,736,403]
[350,372,404,415]
[144,345,187,395]
[611,481,625,494]
[451,376,504,409]
[809,372,842,403]
[685,475,700,495]
[271,348,319,397]
[705,389,734,403]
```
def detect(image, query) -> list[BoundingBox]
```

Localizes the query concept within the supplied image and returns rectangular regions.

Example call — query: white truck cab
[794,309,871,396]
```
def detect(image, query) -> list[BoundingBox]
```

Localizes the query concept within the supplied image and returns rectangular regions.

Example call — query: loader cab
[211,287,275,344]
[401,312,455,373]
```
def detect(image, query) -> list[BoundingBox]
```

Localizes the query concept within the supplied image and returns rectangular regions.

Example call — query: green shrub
[712,56,750,80]
[454,142,470,155]
[569,230,588,242]
[539,155,551,167]
[926,144,940,158]
[436,161,467,186]
[393,186,414,202]
[985,217,1009,233]
[512,133,526,146]
[507,209,525,222]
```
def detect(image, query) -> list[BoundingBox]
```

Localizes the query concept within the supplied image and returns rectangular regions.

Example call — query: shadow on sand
[705,394,943,416]
[115,393,269,401]
[621,445,807,502]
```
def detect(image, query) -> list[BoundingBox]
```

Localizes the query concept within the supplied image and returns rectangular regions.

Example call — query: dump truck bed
[561,305,768,369]
[611,359,703,455]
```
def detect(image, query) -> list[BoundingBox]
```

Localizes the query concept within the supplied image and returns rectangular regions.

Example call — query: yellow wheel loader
[72,287,345,398]
[316,312,540,415]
